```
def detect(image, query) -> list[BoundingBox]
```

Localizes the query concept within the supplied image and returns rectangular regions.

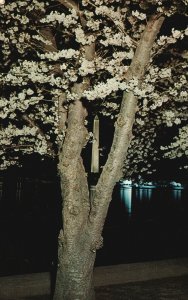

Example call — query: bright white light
[0,0,5,5]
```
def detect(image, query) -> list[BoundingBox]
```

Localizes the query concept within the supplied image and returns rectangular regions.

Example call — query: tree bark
[53,228,96,300]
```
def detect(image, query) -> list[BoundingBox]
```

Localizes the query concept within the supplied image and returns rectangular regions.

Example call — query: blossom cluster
[75,26,96,45]
[0,0,187,174]
[38,49,80,61]
[161,125,188,160]
[40,9,78,27]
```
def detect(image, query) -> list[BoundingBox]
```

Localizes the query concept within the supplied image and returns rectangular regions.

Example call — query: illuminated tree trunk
[53,97,97,300]
[53,14,164,300]
[53,228,96,300]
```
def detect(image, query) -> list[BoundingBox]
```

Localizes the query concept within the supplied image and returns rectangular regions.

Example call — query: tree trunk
[53,228,96,300]
[53,13,165,300]
[53,91,96,299]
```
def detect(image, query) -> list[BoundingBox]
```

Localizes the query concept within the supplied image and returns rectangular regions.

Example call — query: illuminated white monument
[91,115,99,174]
[90,115,99,200]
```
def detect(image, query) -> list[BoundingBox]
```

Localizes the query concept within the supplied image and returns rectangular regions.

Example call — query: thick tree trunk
[53,87,96,299]
[53,229,96,300]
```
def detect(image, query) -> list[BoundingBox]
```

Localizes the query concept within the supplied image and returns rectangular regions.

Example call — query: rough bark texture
[53,228,96,300]
[53,13,165,300]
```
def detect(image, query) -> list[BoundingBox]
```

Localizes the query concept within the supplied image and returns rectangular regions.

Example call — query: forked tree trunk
[53,14,165,300]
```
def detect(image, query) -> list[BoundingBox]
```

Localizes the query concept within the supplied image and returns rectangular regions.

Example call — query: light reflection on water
[119,185,184,215]
[135,188,153,202]
[120,186,132,214]
[171,189,182,201]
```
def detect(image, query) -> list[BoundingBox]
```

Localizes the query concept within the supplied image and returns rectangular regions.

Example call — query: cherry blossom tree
[0,1,187,299]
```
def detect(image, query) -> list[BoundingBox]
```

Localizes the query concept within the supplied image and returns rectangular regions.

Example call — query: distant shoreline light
[119,179,185,190]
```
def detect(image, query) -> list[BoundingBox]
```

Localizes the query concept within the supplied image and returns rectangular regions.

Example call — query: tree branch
[89,14,165,235]
[58,93,67,135]
[58,0,79,11]
[39,27,58,53]
[58,42,95,238]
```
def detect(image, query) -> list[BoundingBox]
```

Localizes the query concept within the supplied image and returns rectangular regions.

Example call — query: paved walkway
[95,274,188,300]
[0,257,188,299]
[94,257,188,286]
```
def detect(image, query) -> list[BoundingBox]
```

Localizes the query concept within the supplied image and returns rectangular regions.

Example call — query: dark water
[0,176,61,276]
[96,184,188,266]
[0,177,188,276]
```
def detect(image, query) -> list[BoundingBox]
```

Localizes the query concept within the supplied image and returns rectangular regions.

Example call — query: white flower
[26,88,34,95]
[180,91,187,97]
[172,28,182,39]
[18,92,26,101]
[132,10,146,20]
[157,35,167,46]
[79,59,96,76]
[159,67,171,78]
[75,26,95,45]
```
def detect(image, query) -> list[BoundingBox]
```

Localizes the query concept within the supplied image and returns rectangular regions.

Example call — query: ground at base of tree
[96,275,188,300]
[1,258,188,300]
[1,275,188,300]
